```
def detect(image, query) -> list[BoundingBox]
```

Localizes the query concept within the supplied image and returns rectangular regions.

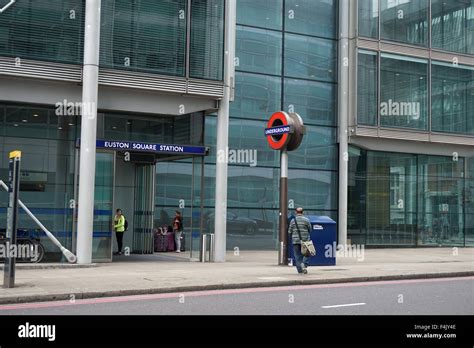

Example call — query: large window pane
[285,0,338,39]
[466,158,474,246]
[228,166,278,209]
[103,112,204,145]
[348,147,367,244]
[380,54,428,130]
[432,0,474,55]
[285,34,337,82]
[380,0,429,47]
[230,72,281,120]
[0,132,76,261]
[288,126,338,171]
[284,78,337,126]
[100,0,187,77]
[236,0,283,30]
[348,149,469,246]
[357,50,378,126]
[288,169,338,211]
[236,26,282,76]
[418,156,465,246]
[432,62,474,135]
[190,0,225,80]
[365,152,418,245]
[0,0,84,64]
[358,0,379,38]
[228,119,278,168]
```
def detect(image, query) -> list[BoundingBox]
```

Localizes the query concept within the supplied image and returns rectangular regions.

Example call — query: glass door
[133,164,155,254]
[190,156,204,260]
[92,152,114,262]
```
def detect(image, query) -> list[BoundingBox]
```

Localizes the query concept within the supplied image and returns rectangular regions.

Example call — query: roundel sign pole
[265,112,305,266]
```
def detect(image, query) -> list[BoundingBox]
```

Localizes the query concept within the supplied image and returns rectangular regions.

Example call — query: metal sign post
[3,150,21,288]
[265,112,305,266]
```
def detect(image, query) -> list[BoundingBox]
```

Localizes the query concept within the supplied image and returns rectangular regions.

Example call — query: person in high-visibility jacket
[114,209,126,255]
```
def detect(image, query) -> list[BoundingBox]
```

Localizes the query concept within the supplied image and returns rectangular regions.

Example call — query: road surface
[0,277,472,315]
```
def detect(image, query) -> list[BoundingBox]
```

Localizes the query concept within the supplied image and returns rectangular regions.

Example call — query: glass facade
[355,0,474,250]
[349,148,472,247]
[432,0,474,55]
[431,62,474,135]
[380,54,428,130]
[205,0,339,250]
[0,0,224,80]
[1,0,472,259]
[100,0,186,76]
[358,0,474,54]
[100,0,224,79]
[357,51,474,135]
[357,50,378,126]
[380,0,429,47]
[358,0,379,38]
[0,103,207,260]
[0,0,85,65]
[0,104,77,261]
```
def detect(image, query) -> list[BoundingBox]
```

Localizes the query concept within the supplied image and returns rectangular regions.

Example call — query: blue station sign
[77,139,208,156]
[264,125,291,137]
[97,140,208,156]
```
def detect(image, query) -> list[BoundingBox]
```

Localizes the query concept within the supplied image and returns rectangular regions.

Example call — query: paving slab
[0,248,472,304]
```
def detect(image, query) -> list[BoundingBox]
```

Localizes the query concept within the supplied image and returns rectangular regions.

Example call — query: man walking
[289,207,311,274]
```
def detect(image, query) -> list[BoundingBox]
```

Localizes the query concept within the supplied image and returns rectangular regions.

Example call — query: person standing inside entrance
[289,207,311,274]
[173,211,183,253]
[114,209,126,255]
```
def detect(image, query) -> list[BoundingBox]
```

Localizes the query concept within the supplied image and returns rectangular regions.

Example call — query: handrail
[0,180,77,263]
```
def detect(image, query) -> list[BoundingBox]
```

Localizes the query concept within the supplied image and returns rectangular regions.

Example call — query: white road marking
[322,302,366,309]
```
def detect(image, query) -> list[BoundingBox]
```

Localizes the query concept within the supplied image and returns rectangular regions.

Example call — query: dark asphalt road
[0,277,472,315]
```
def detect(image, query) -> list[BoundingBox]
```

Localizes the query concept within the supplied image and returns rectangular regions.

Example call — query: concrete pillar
[77,0,101,264]
[338,0,350,246]
[214,0,236,262]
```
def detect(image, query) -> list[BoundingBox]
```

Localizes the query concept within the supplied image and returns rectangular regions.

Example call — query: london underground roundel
[265,112,291,150]
[265,111,305,151]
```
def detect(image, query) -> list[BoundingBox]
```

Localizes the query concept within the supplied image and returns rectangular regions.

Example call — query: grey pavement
[0,248,472,305]
[0,277,471,315]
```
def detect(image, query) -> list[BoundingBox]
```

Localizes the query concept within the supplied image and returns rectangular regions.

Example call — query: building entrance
[74,146,206,263]
[114,154,155,256]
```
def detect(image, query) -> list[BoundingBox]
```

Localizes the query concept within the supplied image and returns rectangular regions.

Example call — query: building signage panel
[77,139,208,156]
[97,140,208,156]
[264,126,291,137]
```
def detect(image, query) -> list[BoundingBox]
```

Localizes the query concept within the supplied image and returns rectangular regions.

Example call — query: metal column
[77,0,101,264]
[3,151,21,288]
[338,0,350,246]
[278,150,288,265]
[214,0,236,263]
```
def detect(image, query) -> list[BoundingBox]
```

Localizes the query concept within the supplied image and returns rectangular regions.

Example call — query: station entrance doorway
[75,147,206,263]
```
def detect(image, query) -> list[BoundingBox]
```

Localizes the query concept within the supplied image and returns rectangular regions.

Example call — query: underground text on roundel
[18,322,56,342]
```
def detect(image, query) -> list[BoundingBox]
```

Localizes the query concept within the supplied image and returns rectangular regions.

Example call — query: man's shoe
[301,263,308,274]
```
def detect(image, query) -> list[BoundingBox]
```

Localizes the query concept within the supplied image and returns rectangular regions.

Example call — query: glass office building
[351,0,474,247]
[0,0,472,263]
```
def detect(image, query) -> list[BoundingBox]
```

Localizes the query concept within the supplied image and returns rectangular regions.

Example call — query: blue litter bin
[288,215,337,266]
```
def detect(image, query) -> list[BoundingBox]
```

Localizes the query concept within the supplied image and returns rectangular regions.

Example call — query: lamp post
[265,112,305,265]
